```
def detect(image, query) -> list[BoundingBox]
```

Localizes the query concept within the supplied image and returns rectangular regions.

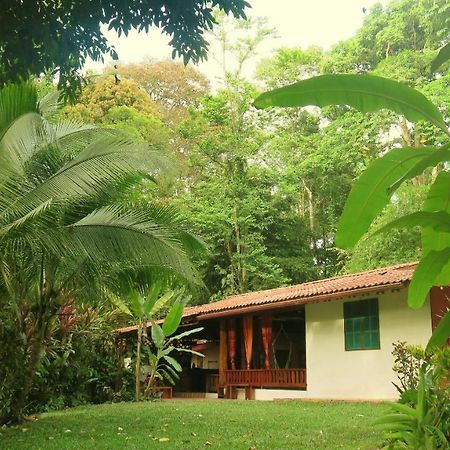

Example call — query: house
[117,262,449,401]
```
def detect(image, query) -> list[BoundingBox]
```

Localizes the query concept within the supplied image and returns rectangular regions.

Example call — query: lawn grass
[0,400,388,449]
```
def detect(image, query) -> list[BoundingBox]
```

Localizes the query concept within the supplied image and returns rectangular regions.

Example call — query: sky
[87,0,391,82]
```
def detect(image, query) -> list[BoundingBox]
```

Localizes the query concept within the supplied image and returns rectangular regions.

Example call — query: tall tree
[0,84,202,423]
[177,85,288,297]
[63,75,170,150]
[255,0,449,275]
[256,47,387,278]
[114,61,210,126]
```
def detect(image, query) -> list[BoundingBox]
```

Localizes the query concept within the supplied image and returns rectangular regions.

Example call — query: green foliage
[64,76,159,121]
[373,50,436,87]
[0,83,202,423]
[427,310,450,352]
[0,0,249,99]
[143,302,203,396]
[431,42,450,73]
[0,304,28,423]
[421,171,450,285]
[321,0,449,74]
[63,76,171,149]
[345,184,425,273]
[29,305,134,412]
[254,74,447,135]
[177,82,290,297]
[256,47,323,89]
[255,51,450,343]
[337,146,444,249]
[0,302,134,421]
[114,285,182,402]
[391,341,428,397]
[162,302,185,337]
[376,349,450,449]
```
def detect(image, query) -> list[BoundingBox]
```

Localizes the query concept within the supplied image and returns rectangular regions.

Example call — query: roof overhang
[182,281,408,322]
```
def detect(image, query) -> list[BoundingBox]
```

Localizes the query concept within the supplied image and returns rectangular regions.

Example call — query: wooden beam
[219,319,228,386]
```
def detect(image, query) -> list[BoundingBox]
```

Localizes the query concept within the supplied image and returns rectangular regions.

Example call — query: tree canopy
[0,0,249,98]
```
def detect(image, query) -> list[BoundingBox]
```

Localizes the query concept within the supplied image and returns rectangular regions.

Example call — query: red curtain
[227,318,237,370]
[261,314,273,369]
[242,316,253,370]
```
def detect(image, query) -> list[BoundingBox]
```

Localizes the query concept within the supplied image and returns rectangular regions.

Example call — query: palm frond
[69,205,201,284]
[0,84,38,142]
[0,199,53,236]
[38,90,62,118]
[126,201,207,255]
[0,135,168,223]
[0,112,46,178]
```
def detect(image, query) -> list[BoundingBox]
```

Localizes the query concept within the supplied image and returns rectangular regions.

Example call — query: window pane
[344,298,380,351]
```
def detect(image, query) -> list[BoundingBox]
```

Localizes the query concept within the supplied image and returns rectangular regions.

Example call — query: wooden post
[219,319,228,387]
[115,337,125,393]
[227,318,237,370]
[430,287,450,345]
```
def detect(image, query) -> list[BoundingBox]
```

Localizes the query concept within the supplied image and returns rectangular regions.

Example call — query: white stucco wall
[254,290,432,401]
[303,290,432,400]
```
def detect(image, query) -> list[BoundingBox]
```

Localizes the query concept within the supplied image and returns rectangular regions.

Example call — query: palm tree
[0,84,203,423]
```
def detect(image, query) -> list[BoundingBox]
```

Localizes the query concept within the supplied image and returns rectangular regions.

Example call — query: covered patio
[214,310,307,398]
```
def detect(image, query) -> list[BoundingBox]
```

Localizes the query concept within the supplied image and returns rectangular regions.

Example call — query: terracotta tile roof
[183,262,416,319]
[116,262,416,333]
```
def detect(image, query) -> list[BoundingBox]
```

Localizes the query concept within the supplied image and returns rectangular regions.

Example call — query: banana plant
[109,284,176,401]
[254,43,450,351]
[143,305,203,398]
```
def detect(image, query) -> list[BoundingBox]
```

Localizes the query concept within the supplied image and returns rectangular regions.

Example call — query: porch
[116,307,308,400]
[203,308,308,398]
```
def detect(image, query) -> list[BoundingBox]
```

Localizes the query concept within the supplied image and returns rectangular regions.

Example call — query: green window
[344,298,380,351]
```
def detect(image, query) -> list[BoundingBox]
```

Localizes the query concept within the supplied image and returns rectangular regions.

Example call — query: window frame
[343,298,380,351]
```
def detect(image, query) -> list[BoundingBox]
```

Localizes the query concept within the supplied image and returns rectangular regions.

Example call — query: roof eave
[187,281,409,322]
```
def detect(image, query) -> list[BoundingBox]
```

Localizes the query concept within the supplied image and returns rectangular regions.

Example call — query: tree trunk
[115,338,125,393]
[233,204,247,293]
[135,321,142,402]
[399,119,412,147]
[10,324,45,423]
[302,180,314,231]
[225,241,238,292]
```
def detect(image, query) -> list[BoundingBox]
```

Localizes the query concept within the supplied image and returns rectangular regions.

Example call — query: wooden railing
[224,368,306,388]
[206,373,219,393]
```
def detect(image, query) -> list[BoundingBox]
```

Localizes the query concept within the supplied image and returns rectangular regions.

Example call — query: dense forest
[64,0,449,300]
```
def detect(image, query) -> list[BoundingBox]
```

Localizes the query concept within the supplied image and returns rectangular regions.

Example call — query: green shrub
[376,345,450,449]
[392,341,429,399]
[25,304,134,415]
[0,305,29,423]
